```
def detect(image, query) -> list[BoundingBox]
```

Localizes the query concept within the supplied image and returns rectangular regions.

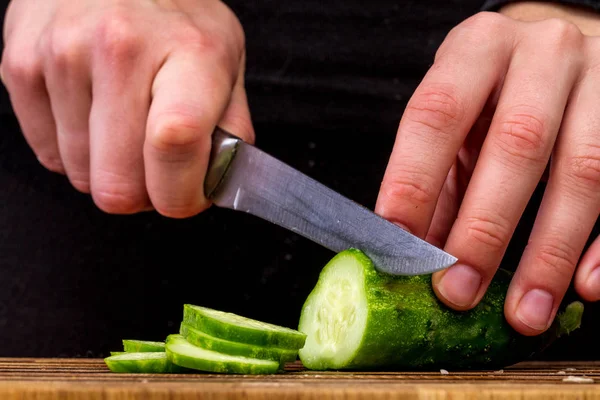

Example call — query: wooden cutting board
[0,358,598,399]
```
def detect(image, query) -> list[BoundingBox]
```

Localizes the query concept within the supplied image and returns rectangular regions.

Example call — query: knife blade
[204,127,457,275]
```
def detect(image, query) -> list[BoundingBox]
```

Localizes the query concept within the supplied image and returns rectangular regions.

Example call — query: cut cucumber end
[166,334,280,375]
[298,250,368,370]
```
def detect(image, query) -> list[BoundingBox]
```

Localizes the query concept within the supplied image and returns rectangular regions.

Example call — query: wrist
[499,1,600,35]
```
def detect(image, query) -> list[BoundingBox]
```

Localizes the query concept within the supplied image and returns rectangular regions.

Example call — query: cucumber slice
[298,248,585,371]
[180,323,297,364]
[183,304,306,350]
[110,351,126,356]
[122,339,165,352]
[166,334,280,374]
[104,352,187,373]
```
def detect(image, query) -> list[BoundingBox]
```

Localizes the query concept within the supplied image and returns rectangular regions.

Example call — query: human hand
[375,6,600,335]
[1,0,253,217]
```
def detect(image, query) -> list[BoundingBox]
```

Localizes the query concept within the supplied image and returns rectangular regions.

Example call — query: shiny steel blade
[205,128,457,275]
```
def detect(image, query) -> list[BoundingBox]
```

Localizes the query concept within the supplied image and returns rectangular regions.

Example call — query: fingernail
[516,289,554,331]
[587,268,600,299]
[437,264,482,307]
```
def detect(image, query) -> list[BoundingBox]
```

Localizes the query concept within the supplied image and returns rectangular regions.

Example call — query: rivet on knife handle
[204,127,241,199]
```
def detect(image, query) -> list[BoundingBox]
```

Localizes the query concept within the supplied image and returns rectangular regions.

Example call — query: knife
[204,127,457,275]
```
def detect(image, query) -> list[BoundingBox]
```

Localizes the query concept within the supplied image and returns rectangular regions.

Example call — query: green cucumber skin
[183,304,306,350]
[105,352,188,373]
[165,334,280,375]
[300,248,578,371]
[180,323,297,364]
[122,340,166,353]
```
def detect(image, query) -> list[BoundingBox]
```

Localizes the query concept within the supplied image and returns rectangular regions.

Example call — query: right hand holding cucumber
[375,7,600,337]
[1,0,254,218]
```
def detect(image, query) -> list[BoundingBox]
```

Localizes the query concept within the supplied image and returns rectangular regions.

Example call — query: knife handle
[204,127,242,199]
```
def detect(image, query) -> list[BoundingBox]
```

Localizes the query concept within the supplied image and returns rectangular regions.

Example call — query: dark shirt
[0,0,597,359]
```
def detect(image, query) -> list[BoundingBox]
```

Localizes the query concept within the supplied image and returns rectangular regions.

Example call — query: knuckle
[493,106,548,165]
[45,24,86,69]
[447,12,505,45]
[381,172,437,208]
[180,3,244,61]
[461,11,506,33]
[463,213,511,251]
[93,190,145,214]
[180,25,228,59]
[563,144,600,191]
[539,18,583,50]
[533,239,578,279]
[1,45,41,87]
[222,8,246,56]
[216,0,245,41]
[147,111,206,154]
[92,179,147,214]
[199,32,231,65]
[403,83,464,139]
[94,9,142,64]
[434,11,507,61]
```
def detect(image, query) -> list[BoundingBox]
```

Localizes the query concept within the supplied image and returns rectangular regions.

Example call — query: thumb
[217,52,255,145]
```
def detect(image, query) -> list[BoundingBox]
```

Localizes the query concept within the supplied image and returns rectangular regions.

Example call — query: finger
[426,107,493,247]
[145,46,247,218]
[575,235,600,302]
[89,29,152,214]
[425,164,460,248]
[433,19,583,312]
[375,13,513,238]
[0,42,62,173]
[43,24,93,192]
[217,52,255,145]
[505,59,600,334]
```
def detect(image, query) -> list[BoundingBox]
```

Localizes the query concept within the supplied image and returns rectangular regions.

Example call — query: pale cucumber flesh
[298,251,368,369]
[183,304,306,350]
[166,334,280,374]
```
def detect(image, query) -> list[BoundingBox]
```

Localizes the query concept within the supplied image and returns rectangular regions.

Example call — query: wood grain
[0,358,597,399]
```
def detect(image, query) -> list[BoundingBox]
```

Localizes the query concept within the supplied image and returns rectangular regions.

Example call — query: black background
[0,0,597,360]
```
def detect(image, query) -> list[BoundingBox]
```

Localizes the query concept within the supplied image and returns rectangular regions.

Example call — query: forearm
[497,1,600,35]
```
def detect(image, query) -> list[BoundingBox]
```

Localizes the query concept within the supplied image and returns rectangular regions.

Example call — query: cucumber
[122,339,165,353]
[180,323,298,364]
[166,334,280,374]
[110,351,126,356]
[298,248,584,370]
[104,352,188,373]
[183,304,306,350]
